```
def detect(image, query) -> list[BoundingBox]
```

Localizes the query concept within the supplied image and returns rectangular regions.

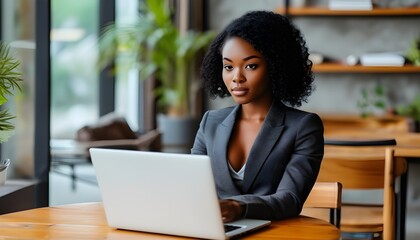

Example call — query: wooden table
[0,202,340,239]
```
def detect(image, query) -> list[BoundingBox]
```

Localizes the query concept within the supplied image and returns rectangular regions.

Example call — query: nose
[232,70,245,83]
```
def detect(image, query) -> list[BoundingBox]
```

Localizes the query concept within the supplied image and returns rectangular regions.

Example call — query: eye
[223,64,233,71]
[245,64,258,70]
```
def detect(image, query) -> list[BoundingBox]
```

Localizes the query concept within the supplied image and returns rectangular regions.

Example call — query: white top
[228,162,246,189]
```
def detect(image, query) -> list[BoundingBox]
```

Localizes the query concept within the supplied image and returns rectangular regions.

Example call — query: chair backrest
[319,147,406,189]
[320,140,407,239]
[303,182,342,228]
[320,139,404,189]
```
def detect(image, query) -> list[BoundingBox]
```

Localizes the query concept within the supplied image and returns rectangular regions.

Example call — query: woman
[191,10,324,223]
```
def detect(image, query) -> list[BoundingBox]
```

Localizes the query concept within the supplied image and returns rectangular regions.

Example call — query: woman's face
[221,37,271,105]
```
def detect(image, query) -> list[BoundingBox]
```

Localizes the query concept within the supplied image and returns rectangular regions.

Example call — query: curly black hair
[201,10,313,107]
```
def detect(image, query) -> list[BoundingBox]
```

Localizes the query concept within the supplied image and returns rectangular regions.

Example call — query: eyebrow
[223,55,261,62]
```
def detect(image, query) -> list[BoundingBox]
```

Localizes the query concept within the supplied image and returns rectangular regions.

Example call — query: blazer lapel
[242,102,286,193]
[212,105,242,195]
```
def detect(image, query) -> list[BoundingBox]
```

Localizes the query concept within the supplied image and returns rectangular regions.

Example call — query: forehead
[221,37,262,58]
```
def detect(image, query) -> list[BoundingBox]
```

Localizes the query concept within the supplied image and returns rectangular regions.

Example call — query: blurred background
[1,0,420,239]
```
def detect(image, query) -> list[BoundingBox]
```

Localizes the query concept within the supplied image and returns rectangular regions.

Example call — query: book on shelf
[328,0,373,10]
[359,52,406,67]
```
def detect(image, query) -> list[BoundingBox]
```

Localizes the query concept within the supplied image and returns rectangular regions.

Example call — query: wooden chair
[320,142,407,240]
[302,182,342,228]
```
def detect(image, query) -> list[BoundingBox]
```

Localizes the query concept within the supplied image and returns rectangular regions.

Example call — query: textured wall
[205,0,420,115]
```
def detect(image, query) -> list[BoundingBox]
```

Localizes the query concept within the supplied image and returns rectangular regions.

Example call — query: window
[50,0,100,139]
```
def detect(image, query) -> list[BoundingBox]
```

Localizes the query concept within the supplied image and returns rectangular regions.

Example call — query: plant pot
[157,114,199,153]
[0,166,8,186]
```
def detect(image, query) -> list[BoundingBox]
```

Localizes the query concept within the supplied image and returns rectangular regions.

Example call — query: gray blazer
[191,102,324,220]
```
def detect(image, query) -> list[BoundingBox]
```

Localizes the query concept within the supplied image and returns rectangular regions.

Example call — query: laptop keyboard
[224,224,242,233]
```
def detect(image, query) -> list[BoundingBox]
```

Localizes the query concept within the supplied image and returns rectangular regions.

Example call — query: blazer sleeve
[191,111,209,155]
[227,113,324,220]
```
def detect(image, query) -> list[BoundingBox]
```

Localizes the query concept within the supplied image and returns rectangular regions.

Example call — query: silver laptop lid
[90,148,226,240]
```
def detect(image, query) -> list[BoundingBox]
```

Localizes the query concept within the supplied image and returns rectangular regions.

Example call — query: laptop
[90,148,271,240]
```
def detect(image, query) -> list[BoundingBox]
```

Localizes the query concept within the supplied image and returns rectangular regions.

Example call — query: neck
[240,101,272,122]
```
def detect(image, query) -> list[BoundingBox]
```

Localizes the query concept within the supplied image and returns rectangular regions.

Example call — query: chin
[231,97,252,105]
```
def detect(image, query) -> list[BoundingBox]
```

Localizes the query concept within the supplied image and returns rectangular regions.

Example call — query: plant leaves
[96,0,214,115]
[0,42,22,141]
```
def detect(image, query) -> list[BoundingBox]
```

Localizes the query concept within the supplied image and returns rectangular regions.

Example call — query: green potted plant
[97,0,214,152]
[0,41,22,185]
[0,42,22,143]
[396,95,420,132]
[356,82,386,118]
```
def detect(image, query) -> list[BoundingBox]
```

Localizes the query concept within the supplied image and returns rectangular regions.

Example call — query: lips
[231,86,249,96]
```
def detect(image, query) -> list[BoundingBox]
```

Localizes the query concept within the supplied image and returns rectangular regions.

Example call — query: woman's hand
[219,199,245,223]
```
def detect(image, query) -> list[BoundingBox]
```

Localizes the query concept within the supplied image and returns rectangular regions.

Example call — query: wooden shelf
[312,63,420,73]
[276,7,420,16]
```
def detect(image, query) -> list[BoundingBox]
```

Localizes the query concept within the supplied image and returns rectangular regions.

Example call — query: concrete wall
[205,0,420,115]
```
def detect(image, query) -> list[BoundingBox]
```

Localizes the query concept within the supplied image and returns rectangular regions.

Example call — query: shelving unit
[313,63,420,73]
[275,7,419,240]
[276,6,420,74]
